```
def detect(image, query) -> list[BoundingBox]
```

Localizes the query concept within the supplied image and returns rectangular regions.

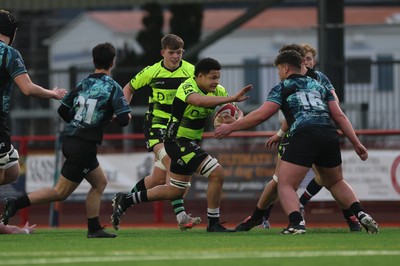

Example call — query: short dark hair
[92,42,116,70]
[161,34,184,50]
[0,9,18,45]
[274,50,302,69]
[194,57,221,76]
[279,43,306,58]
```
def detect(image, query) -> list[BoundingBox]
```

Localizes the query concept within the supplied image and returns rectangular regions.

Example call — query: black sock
[299,178,323,206]
[349,202,366,219]
[288,211,303,225]
[207,207,221,226]
[263,204,274,220]
[131,178,146,193]
[249,207,266,221]
[341,208,354,221]
[208,217,219,227]
[87,217,101,232]
[15,194,31,209]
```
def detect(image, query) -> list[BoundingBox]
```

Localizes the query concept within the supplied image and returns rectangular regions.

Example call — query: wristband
[23,228,30,234]
[276,129,285,137]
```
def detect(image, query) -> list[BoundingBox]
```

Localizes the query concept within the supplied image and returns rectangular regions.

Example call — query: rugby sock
[131,178,146,193]
[207,207,220,226]
[126,191,149,206]
[15,194,31,209]
[288,211,304,225]
[87,217,101,231]
[263,204,274,220]
[349,202,366,220]
[299,178,323,206]
[251,207,266,221]
[171,198,185,222]
[342,208,355,221]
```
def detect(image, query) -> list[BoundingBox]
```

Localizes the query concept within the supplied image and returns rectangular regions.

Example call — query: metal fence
[9,60,400,137]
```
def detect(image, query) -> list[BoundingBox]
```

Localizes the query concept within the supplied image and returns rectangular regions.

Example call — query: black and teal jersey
[165,77,228,142]
[61,73,131,144]
[267,74,336,136]
[305,68,334,91]
[0,42,27,115]
[128,60,194,128]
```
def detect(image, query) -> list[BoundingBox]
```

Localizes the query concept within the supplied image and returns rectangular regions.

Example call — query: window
[347,58,371,84]
[377,55,393,91]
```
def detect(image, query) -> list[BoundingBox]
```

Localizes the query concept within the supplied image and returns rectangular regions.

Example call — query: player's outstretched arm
[14,74,67,99]
[215,101,280,139]
[187,84,253,108]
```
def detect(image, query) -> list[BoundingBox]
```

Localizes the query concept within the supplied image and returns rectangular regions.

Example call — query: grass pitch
[0,227,399,266]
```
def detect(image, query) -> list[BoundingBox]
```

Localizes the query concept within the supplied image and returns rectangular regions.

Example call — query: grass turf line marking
[1,250,400,265]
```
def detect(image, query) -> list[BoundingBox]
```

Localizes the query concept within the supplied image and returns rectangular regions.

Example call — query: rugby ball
[213,103,239,128]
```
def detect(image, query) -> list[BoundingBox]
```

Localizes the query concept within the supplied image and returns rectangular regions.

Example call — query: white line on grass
[1,250,400,265]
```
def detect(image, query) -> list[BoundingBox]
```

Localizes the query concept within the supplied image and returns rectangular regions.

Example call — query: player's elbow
[57,105,72,123]
[116,113,131,127]
[331,111,347,124]
[19,85,34,96]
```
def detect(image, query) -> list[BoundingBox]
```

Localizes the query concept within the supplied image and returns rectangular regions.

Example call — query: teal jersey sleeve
[0,43,28,114]
[111,81,131,116]
[7,48,28,79]
[316,71,334,91]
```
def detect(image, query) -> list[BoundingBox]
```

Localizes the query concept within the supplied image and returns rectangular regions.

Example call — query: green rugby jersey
[129,60,194,128]
[165,77,228,142]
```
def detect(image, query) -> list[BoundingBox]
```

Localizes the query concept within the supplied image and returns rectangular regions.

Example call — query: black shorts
[143,113,169,152]
[164,139,208,176]
[281,126,342,168]
[61,137,99,183]
[144,127,165,152]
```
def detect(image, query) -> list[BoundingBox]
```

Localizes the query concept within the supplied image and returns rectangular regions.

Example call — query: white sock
[176,211,187,223]
[207,207,220,218]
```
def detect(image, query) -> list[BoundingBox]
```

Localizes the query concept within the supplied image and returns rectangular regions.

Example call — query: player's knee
[96,177,108,192]
[55,190,70,201]
[154,147,168,171]
[199,157,220,178]
[53,184,72,201]
[207,165,224,184]
[150,170,167,185]
[0,146,20,170]
[169,177,190,198]
[154,159,166,171]
[170,177,191,190]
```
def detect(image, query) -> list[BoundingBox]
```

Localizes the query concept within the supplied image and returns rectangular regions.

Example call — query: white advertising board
[25,153,153,197]
[25,150,400,201]
[308,150,400,201]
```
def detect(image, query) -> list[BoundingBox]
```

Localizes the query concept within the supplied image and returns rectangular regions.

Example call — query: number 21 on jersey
[74,96,98,124]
